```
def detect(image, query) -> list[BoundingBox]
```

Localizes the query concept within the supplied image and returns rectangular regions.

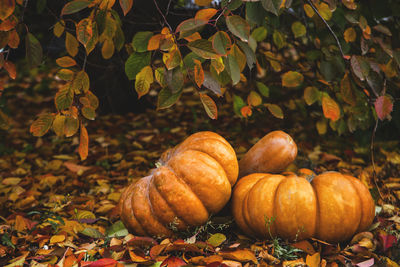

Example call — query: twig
[305,0,345,59]
[214,0,232,27]
[370,119,384,199]
[153,0,173,32]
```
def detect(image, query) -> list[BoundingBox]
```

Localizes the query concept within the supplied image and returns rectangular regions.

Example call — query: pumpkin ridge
[271,178,283,239]
[172,136,238,186]
[310,181,320,240]
[148,175,189,230]
[160,164,209,225]
[342,175,366,233]
[122,184,148,236]
[131,177,172,236]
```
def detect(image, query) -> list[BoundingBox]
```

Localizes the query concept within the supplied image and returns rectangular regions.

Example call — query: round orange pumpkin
[238,131,297,177]
[232,171,375,242]
[119,131,239,237]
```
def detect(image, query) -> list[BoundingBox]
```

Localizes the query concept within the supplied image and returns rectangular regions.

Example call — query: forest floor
[0,71,399,267]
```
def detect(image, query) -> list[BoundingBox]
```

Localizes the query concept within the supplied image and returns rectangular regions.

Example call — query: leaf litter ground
[0,74,399,267]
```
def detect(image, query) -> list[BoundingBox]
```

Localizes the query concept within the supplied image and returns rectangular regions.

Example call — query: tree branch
[305,0,345,59]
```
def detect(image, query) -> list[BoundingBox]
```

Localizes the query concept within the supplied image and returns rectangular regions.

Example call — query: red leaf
[84,258,118,267]
[378,232,397,252]
[374,95,393,120]
[161,256,186,267]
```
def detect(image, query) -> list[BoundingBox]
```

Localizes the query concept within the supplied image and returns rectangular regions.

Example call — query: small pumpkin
[232,171,375,242]
[119,131,238,237]
[238,131,297,177]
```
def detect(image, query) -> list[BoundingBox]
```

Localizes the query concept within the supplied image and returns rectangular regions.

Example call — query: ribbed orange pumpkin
[232,171,375,242]
[119,131,238,237]
[238,131,297,177]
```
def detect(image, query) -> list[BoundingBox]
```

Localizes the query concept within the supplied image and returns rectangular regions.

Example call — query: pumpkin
[119,131,239,237]
[238,131,297,177]
[232,171,375,242]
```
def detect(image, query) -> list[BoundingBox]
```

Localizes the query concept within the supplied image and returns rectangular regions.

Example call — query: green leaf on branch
[261,0,283,16]
[237,41,256,70]
[64,117,79,137]
[203,72,221,96]
[256,82,269,97]
[251,26,268,42]
[132,31,153,52]
[119,0,133,16]
[265,103,284,119]
[55,85,74,111]
[176,18,207,39]
[61,0,90,16]
[233,94,246,116]
[303,86,320,106]
[82,107,96,120]
[224,54,241,85]
[282,71,303,88]
[166,68,184,93]
[26,33,43,68]
[187,39,219,59]
[125,52,151,80]
[200,93,218,119]
[157,88,182,110]
[226,15,250,42]
[30,113,55,137]
[212,31,232,56]
[273,30,285,49]
[291,21,306,38]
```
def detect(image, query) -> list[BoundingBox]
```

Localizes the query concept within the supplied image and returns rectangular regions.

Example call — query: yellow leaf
[342,0,357,10]
[135,66,153,98]
[247,91,262,106]
[282,71,304,88]
[50,234,66,244]
[303,4,314,18]
[230,44,246,72]
[291,21,306,38]
[66,32,79,57]
[306,252,320,267]
[195,8,218,21]
[195,0,212,6]
[194,59,204,88]
[184,32,202,42]
[52,114,66,137]
[7,29,19,48]
[56,56,77,67]
[54,21,65,37]
[99,0,116,9]
[101,38,114,59]
[15,215,27,232]
[344,27,356,43]
[318,3,332,21]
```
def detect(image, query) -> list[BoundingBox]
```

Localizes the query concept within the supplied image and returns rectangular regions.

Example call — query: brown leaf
[218,249,258,264]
